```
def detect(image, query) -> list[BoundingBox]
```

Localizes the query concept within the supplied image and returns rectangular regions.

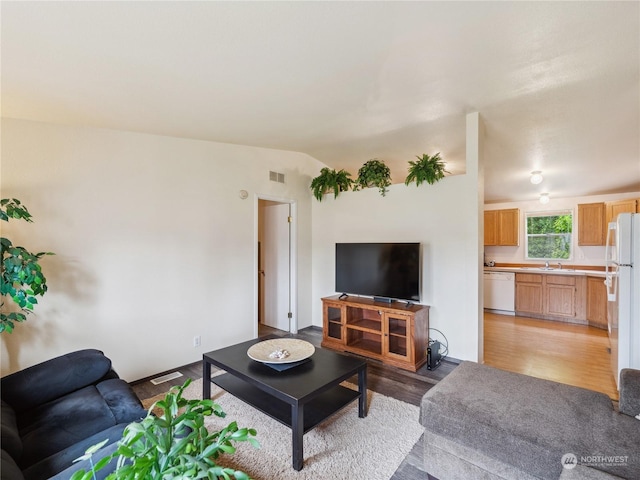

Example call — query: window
[525,211,573,260]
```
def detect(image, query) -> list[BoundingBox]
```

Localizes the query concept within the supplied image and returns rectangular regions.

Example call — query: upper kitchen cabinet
[484,208,519,246]
[606,199,638,226]
[578,202,606,246]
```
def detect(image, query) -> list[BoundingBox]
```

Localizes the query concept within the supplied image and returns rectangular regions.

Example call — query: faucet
[545,261,550,269]
[557,262,562,270]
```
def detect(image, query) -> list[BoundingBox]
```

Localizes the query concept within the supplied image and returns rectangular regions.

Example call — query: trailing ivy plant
[310,167,354,202]
[71,379,259,480]
[354,159,392,196]
[405,153,449,187]
[1,198,53,333]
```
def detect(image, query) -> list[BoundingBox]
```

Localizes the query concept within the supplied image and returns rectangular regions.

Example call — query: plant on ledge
[354,159,392,196]
[405,152,449,187]
[1,198,53,333]
[310,167,354,201]
[72,379,259,480]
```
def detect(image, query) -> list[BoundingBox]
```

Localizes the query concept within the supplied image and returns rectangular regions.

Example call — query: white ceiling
[2,1,639,203]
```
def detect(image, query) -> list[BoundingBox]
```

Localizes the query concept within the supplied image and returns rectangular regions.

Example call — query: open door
[258,200,291,332]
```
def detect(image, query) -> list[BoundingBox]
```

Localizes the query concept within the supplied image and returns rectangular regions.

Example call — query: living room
[2,2,639,478]
[3,1,638,383]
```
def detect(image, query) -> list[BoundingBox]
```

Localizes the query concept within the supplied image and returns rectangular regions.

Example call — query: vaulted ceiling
[2,1,638,203]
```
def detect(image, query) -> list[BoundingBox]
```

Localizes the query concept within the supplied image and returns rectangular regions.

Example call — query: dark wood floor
[130,325,450,480]
[131,325,457,404]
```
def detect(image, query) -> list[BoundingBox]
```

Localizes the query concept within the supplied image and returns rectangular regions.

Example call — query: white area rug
[144,378,423,480]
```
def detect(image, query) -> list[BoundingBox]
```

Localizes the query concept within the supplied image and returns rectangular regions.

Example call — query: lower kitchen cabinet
[515,274,543,315]
[586,276,608,329]
[515,273,587,324]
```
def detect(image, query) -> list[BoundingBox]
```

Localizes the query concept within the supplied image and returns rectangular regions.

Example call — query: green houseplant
[72,379,259,480]
[405,153,449,187]
[354,159,392,196]
[310,167,354,201]
[1,198,53,333]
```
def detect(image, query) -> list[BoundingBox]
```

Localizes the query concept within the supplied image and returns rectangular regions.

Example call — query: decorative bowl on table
[247,339,315,364]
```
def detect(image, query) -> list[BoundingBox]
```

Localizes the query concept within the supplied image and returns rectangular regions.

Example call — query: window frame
[524,209,574,261]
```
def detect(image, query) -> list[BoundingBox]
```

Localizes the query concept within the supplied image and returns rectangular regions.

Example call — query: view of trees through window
[526,211,573,260]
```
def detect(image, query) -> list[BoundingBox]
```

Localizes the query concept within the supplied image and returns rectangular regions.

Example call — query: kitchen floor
[483,312,618,400]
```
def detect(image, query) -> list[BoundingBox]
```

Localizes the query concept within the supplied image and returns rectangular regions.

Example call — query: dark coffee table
[202,337,367,471]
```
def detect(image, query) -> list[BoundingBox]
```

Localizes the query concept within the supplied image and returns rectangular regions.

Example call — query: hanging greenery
[354,159,392,197]
[405,152,449,187]
[310,167,354,202]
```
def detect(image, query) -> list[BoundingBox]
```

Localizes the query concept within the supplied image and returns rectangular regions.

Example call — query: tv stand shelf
[347,319,380,332]
[321,295,430,372]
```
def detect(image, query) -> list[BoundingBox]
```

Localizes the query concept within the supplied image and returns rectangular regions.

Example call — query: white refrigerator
[605,212,640,388]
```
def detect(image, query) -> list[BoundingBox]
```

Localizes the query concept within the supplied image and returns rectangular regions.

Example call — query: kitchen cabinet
[484,210,498,245]
[321,295,429,372]
[586,276,608,329]
[545,275,579,318]
[606,199,637,226]
[578,202,606,246]
[515,273,587,324]
[485,208,519,246]
[515,273,543,314]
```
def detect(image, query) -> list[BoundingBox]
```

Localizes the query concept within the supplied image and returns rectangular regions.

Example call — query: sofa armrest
[1,349,113,413]
[96,379,147,423]
[619,368,640,418]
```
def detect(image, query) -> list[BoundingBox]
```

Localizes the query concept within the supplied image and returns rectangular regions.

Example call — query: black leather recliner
[1,349,146,480]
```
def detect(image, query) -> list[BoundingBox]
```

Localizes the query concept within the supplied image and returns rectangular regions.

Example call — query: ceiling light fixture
[539,193,550,204]
[530,171,543,184]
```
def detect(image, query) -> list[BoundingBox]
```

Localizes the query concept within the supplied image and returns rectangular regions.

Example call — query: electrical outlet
[193,335,201,348]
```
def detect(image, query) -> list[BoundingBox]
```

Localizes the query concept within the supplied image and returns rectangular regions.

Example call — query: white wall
[485,192,640,266]
[1,118,321,380]
[311,113,483,362]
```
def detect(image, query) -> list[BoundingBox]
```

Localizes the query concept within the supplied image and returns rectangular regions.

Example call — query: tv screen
[335,243,421,302]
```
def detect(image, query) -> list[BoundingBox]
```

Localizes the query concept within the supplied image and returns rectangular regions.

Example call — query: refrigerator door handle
[605,221,616,265]
[605,221,618,302]
[605,273,617,302]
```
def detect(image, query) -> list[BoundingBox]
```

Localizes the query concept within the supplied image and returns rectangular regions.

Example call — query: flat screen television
[335,243,421,302]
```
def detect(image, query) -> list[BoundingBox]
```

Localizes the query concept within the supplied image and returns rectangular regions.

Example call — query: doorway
[256,197,297,336]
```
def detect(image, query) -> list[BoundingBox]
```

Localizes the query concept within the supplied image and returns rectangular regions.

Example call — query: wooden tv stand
[321,295,430,372]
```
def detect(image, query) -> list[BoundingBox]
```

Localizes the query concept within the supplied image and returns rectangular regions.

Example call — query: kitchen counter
[484,266,606,277]
[483,266,609,329]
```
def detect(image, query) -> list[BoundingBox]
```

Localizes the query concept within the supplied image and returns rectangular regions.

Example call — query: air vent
[269,171,285,183]
[150,371,183,385]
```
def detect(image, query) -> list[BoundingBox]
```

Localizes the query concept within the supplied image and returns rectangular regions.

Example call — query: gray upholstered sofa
[420,362,640,479]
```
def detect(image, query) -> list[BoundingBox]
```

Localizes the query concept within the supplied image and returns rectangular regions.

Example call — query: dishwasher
[483,271,515,314]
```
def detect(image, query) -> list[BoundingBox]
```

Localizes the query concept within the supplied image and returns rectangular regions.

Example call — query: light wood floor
[483,312,618,400]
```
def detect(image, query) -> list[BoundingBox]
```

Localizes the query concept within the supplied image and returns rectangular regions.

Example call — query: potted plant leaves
[354,159,392,196]
[405,153,449,187]
[1,198,54,333]
[310,167,354,202]
[72,379,259,480]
